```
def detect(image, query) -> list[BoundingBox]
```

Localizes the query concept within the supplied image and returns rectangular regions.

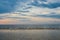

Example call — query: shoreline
[0,28,60,30]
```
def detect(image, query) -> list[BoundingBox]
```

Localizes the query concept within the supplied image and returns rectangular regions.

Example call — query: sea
[0,30,60,40]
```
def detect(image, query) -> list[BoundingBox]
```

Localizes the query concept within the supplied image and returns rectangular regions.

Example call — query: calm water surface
[0,30,60,40]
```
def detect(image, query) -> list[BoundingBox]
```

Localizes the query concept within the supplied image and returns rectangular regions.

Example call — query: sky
[0,0,60,24]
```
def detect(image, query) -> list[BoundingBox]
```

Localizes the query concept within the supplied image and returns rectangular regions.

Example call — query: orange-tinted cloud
[0,19,17,24]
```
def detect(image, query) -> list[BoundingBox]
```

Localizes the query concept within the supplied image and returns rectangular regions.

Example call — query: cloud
[30,0,60,8]
[0,13,31,22]
[32,13,60,19]
[0,0,60,13]
[0,12,60,24]
[18,6,60,19]
[0,0,60,24]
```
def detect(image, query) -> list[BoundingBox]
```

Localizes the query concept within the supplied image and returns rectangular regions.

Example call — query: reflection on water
[0,30,60,40]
